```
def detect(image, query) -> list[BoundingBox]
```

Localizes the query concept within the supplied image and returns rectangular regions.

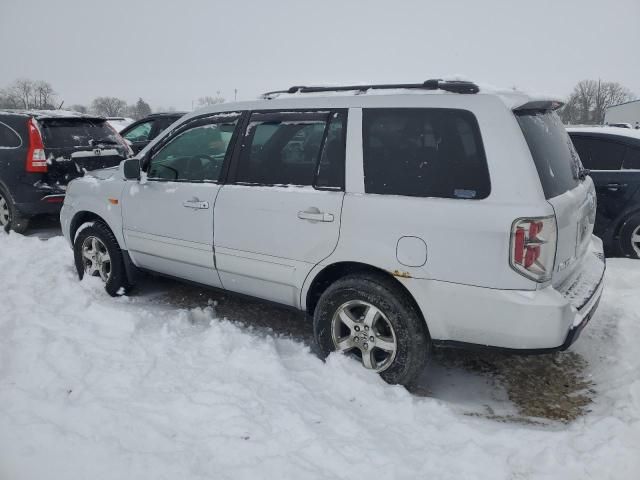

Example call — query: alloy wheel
[0,194,10,227]
[632,225,640,257]
[331,300,397,372]
[81,236,112,282]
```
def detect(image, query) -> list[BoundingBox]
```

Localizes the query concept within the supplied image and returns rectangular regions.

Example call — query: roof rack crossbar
[262,79,479,99]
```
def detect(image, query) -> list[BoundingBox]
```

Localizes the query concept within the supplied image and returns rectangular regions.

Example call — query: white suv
[60,80,605,386]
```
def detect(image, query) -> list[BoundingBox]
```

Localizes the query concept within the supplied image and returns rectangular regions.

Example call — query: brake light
[510,216,557,282]
[26,118,47,173]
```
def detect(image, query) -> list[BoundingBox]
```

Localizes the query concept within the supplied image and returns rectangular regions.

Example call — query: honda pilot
[60,80,605,386]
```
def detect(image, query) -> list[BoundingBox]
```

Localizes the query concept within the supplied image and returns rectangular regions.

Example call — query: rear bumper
[405,235,606,351]
[15,193,65,217]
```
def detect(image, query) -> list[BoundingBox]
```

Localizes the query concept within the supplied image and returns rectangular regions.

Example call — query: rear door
[214,110,346,306]
[121,112,242,287]
[515,110,595,288]
[39,117,128,185]
[570,134,640,235]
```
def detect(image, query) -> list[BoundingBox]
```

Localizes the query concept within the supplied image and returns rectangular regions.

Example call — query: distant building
[605,99,640,128]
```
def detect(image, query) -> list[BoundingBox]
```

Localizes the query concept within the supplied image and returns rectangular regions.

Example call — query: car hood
[84,166,119,181]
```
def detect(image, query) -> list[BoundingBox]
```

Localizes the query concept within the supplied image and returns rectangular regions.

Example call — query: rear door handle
[183,199,210,209]
[297,209,334,222]
[605,183,627,191]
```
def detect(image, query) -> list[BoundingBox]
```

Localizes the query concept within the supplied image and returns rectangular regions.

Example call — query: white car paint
[61,86,605,350]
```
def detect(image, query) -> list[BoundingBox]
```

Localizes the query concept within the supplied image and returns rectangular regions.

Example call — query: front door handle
[298,208,334,222]
[183,199,210,209]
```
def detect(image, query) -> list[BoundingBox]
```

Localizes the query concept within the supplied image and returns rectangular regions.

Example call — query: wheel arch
[70,210,116,245]
[303,261,428,332]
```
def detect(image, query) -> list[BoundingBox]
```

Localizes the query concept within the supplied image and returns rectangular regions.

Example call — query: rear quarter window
[362,108,490,199]
[516,111,580,199]
[0,121,22,148]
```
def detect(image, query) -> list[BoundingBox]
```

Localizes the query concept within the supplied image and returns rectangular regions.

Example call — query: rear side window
[0,121,21,148]
[516,111,580,199]
[235,110,345,189]
[362,108,490,199]
[570,136,625,170]
[40,119,121,148]
[623,146,640,170]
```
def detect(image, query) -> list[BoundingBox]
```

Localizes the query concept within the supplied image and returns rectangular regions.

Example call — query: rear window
[39,119,122,148]
[362,108,490,199]
[516,111,581,199]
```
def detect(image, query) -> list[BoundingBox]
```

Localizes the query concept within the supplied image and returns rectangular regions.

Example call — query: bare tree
[197,92,225,107]
[33,81,57,109]
[70,104,88,114]
[561,79,635,124]
[0,78,58,109]
[91,96,128,117]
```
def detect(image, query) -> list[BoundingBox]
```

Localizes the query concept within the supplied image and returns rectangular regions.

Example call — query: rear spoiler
[514,100,564,113]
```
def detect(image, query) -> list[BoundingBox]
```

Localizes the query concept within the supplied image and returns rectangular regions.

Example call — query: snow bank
[0,233,639,480]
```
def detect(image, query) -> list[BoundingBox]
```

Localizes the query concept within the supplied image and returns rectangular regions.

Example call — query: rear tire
[73,221,131,296]
[313,273,430,387]
[0,186,29,234]
[619,213,640,259]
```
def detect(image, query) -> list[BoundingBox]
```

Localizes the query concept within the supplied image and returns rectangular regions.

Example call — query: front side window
[235,111,345,188]
[123,121,153,142]
[148,118,238,182]
[362,108,490,199]
[570,136,625,170]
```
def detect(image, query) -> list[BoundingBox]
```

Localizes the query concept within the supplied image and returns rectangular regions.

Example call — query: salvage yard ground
[1,227,639,479]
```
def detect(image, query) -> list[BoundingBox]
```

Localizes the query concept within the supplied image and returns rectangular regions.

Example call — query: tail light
[510,216,557,282]
[26,118,47,173]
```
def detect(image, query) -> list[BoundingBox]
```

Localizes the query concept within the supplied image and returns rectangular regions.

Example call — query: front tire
[313,273,430,387]
[73,221,131,296]
[619,213,640,259]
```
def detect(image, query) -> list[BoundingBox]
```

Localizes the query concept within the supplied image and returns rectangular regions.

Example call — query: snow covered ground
[1,232,639,480]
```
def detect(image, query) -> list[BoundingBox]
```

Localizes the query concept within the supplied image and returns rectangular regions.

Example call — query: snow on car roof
[567,126,640,140]
[0,109,104,120]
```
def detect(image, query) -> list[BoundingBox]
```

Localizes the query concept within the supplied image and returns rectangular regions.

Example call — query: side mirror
[123,158,141,180]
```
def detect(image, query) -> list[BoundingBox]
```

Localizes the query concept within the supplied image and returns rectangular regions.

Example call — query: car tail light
[510,216,557,282]
[26,118,47,173]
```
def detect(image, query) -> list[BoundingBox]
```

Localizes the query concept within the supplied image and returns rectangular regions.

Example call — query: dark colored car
[0,110,131,233]
[568,127,640,258]
[119,112,186,154]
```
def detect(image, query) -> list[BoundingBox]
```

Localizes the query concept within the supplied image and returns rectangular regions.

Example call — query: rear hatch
[515,108,597,288]
[38,117,129,185]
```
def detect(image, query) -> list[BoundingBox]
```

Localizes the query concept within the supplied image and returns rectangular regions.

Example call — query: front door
[214,110,347,306]
[122,112,242,286]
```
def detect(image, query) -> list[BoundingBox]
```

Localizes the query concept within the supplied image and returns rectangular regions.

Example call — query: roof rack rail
[261,79,479,99]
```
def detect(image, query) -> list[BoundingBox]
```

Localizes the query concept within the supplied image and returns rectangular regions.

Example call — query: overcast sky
[1,0,638,111]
